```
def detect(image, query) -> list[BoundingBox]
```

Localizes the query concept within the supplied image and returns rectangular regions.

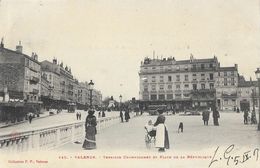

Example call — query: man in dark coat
[124,109,130,122]
[244,110,248,124]
[212,108,220,126]
[202,110,210,125]
[120,110,124,123]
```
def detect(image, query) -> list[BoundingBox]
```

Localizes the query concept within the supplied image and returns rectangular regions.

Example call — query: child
[144,120,154,135]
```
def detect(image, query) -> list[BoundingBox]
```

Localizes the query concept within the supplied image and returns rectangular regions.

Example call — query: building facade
[139,55,219,111]
[0,42,41,122]
[215,65,239,111]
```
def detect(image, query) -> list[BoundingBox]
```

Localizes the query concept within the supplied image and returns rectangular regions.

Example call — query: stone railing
[0,113,135,153]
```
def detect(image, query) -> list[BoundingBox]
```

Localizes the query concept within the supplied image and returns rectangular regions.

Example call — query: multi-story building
[139,55,219,111]
[237,76,259,112]
[0,41,41,122]
[215,65,239,111]
[41,59,61,108]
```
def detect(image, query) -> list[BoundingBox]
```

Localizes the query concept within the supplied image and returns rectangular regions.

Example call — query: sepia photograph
[0,0,260,167]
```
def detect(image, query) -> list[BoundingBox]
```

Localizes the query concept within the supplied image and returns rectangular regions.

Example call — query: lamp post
[88,80,94,109]
[255,68,260,130]
[119,95,122,111]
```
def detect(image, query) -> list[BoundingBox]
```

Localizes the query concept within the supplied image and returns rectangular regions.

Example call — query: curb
[0,113,57,129]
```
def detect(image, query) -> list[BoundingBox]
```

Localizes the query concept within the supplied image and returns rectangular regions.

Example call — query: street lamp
[255,68,260,131]
[88,80,94,109]
[119,95,122,110]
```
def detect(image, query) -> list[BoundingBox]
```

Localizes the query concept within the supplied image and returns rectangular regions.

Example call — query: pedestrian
[82,109,97,150]
[120,110,124,123]
[244,110,248,124]
[79,112,81,120]
[98,111,101,118]
[76,112,79,120]
[125,109,130,122]
[154,111,169,152]
[251,111,257,124]
[202,110,210,126]
[28,113,33,124]
[236,107,240,113]
[212,107,220,126]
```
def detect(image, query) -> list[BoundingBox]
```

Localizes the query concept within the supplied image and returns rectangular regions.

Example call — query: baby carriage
[144,127,156,149]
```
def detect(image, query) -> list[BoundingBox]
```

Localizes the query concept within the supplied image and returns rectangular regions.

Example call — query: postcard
[0,0,259,168]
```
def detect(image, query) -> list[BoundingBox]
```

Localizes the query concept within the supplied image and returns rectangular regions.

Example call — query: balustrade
[0,113,136,153]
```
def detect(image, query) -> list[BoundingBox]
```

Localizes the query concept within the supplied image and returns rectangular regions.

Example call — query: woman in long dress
[154,111,170,152]
[82,110,97,150]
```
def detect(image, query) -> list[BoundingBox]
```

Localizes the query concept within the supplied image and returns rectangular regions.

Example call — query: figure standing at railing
[28,113,33,124]
[82,109,97,150]
[120,110,124,123]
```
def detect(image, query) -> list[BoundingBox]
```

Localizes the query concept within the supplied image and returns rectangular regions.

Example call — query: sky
[0,0,260,101]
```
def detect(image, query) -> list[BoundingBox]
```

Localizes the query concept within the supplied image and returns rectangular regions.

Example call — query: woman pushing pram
[144,120,156,149]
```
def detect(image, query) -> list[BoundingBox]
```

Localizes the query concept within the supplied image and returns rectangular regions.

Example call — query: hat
[88,109,95,115]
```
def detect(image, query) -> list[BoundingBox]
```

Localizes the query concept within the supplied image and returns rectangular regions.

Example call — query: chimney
[34,53,38,61]
[190,53,194,62]
[53,58,57,64]
[16,41,23,53]
[0,37,4,48]
[234,64,238,70]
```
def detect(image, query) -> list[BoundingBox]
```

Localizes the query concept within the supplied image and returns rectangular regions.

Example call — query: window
[231,78,235,85]
[184,75,189,81]
[224,72,227,76]
[183,93,190,98]
[232,99,236,105]
[210,83,214,89]
[144,86,148,92]
[192,74,197,81]
[201,83,205,89]
[175,94,182,99]
[193,84,197,90]
[176,75,180,81]
[224,78,228,86]
[231,71,234,76]
[184,84,189,88]
[209,64,213,68]
[176,66,180,71]
[151,95,157,100]
[143,76,148,83]
[176,85,181,89]
[159,85,164,90]
[224,99,228,105]
[192,64,196,69]
[152,67,156,70]
[201,74,205,80]
[152,76,156,82]
[210,73,214,80]
[160,76,164,82]
[201,64,205,69]
[168,76,172,82]
[152,85,156,91]
[218,72,220,76]
[167,94,173,100]
[167,66,172,71]
[158,94,165,100]
[185,66,188,71]
[167,85,172,90]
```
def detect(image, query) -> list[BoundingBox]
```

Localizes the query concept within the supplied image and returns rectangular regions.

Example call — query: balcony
[29,76,40,84]
[30,89,39,94]
[221,92,237,98]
